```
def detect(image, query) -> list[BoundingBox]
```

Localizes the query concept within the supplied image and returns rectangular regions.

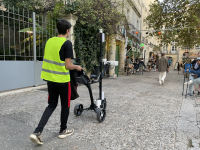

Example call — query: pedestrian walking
[29,19,82,145]
[168,58,171,67]
[180,62,183,74]
[177,62,180,75]
[153,60,157,72]
[156,53,169,85]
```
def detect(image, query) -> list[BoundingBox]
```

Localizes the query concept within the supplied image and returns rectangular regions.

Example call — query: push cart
[73,29,107,123]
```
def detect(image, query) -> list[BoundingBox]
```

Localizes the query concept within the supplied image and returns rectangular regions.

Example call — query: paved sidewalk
[187,89,200,150]
[0,68,198,150]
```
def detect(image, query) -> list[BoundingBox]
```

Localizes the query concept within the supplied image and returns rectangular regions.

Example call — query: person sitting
[138,58,145,72]
[131,55,134,63]
[139,58,145,67]
[125,56,134,74]
[147,59,152,72]
[191,52,200,95]
[184,57,200,96]
[134,60,140,72]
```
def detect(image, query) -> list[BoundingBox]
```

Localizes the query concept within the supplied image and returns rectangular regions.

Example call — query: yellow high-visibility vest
[41,37,70,83]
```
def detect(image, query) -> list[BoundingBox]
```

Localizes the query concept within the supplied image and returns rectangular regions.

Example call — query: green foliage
[2,0,58,14]
[2,0,64,21]
[71,0,125,36]
[145,0,200,49]
[65,0,79,14]
[68,0,125,71]
[74,20,101,72]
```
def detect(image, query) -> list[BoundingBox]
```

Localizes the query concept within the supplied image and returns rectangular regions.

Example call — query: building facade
[105,0,159,76]
[141,0,161,64]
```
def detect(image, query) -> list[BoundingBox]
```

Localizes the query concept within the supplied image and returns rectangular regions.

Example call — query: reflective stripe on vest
[42,68,69,75]
[43,59,65,66]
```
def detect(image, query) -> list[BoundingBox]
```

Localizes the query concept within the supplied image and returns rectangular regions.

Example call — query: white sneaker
[29,132,43,145]
[161,80,164,85]
[188,80,193,85]
[58,129,74,139]
[184,80,193,85]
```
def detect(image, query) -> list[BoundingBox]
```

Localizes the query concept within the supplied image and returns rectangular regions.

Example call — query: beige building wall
[161,39,200,68]
[106,0,161,75]
[162,44,200,67]
[141,0,160,64]
[106,0,140,76]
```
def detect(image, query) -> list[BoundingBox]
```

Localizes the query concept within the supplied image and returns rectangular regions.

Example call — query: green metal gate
[115,45,119,77]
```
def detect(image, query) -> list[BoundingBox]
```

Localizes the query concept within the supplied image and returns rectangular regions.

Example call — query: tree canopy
[68,0,127,71]
[3,0,128,35]
[68,0,126,35]
[145,0,200,49]
[2,0,58,14]
[2,0,127,70]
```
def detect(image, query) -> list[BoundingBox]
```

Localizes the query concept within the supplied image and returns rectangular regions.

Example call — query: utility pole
[140,0,142,37]
[141,0,144,60]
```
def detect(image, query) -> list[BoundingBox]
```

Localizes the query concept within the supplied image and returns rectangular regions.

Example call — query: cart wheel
[102,99,107,109]
[74,103,83,116]
[97,108,106,123]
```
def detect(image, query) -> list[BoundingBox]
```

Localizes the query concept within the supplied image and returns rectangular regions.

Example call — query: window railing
[127,22,141,41]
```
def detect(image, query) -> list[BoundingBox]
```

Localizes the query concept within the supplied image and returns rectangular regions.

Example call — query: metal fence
[0,3,57,61]
[0,3,57,91]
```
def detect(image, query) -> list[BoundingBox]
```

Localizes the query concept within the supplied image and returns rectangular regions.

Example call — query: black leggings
[34,81,71,133]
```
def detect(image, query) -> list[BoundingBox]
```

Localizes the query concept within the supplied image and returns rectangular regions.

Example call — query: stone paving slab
[0,69,196,150]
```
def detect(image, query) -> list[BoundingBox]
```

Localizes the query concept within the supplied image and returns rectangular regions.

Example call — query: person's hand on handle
[76,65,83,71]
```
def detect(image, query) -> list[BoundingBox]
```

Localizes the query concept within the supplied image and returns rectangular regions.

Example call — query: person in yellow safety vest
[29,19,82,145]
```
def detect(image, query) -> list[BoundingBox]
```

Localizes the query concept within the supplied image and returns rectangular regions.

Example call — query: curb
[0,84,47,97]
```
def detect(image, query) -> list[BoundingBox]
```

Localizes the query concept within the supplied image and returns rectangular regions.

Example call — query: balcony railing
[127,23,141,41]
